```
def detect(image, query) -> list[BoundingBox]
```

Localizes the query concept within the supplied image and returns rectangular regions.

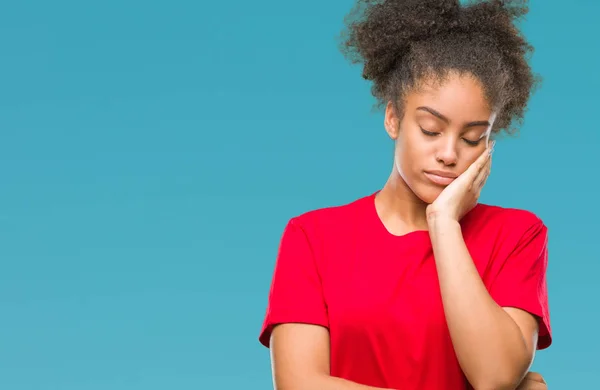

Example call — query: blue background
[0,0,596,388]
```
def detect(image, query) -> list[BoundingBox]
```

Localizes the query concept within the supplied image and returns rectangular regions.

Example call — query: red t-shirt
[259,192,552,390]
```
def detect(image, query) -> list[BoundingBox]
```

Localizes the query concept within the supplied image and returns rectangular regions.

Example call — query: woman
[258,1,552,389]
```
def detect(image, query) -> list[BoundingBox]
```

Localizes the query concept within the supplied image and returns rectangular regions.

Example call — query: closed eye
[422,127,483,147]
[420,127,439,137]
[462,138,482,146]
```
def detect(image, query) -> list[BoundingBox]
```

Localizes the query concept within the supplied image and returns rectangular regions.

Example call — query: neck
[375,169,429,236]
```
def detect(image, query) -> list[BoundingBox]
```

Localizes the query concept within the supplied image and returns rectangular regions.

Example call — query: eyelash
[420,127,481,147]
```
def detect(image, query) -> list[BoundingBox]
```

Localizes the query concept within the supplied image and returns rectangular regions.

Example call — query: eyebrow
[416,106,490,128]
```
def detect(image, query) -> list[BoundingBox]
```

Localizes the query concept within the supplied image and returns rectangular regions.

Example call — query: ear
[384,101,400,140]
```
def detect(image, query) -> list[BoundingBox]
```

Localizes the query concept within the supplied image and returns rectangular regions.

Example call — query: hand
[426,141,494,223]
[516,371,547,389]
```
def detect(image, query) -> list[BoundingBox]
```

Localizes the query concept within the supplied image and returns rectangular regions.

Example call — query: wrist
[427,213,460,231]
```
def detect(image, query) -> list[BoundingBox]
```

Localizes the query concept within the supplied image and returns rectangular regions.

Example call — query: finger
[467,141,494,179]
[475,155,492,188]
[524,372,546,383]
[516,380,547,390]
[469,152,491,192]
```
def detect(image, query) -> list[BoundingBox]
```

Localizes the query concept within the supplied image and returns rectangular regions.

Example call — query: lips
[424,170,457,186]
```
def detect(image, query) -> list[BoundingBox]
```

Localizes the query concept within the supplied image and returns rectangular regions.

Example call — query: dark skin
[382,72,546,389]
[270,73,549,390]
[321,0,550,386]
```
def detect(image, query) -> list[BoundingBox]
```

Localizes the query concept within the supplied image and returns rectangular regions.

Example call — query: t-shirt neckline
[367,191,431,241]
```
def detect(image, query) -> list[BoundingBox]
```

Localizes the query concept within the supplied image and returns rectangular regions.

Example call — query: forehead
[407,73,493,122]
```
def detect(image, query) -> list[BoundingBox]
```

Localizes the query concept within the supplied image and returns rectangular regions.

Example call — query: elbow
[274,374,330,390]
[470,377,519,390]
[469,367,528,390]
[468,343,533,389]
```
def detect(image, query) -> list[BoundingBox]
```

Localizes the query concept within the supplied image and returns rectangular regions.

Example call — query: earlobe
[384,120,398,140]
[384,101,399,140]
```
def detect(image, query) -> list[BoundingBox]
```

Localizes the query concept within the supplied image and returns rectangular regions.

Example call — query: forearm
[278,375,392,390]
[308,375,393,390]
[428,217,532,390]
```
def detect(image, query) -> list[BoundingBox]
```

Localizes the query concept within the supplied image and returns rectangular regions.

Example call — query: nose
[435,138,458,166]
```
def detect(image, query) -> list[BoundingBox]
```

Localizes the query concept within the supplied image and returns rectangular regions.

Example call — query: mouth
[423,170,457,186]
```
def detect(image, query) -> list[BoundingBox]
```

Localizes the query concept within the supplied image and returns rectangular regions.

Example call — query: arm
[424,144,547,389]
[261,219,395,390]
[270,323,394,390]
[428,216,538,390]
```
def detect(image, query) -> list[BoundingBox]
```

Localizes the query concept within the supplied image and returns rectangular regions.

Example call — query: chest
[320,231,494,337]
[322,234,444,334]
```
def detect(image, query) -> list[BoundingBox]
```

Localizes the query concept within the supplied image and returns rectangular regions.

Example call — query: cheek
[461,147,486,170]
[401,148,422,174]
[399,134,430,170]
[395,135,431,185]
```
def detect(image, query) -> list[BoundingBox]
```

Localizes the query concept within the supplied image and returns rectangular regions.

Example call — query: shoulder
[465,203,548,242]
[284,192,375,238]
[472,203,543,223]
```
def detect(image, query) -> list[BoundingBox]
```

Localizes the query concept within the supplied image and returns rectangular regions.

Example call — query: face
[384,72,496,204]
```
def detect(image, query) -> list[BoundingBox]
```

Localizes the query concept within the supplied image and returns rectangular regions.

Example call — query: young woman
[258,1,552,389]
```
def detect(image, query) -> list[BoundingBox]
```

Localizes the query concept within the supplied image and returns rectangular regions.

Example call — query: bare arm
[270,323,394,390]
[429,217,539,390]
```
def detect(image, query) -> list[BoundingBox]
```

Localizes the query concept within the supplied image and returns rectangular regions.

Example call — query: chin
[413,184,444,204]
[399,172,444,204]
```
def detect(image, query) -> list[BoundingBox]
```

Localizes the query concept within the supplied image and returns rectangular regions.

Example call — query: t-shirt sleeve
[488,219,552,350]
[258,218,328,348]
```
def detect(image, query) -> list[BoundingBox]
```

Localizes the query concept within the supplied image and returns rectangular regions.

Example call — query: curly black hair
[339,0,540,135]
